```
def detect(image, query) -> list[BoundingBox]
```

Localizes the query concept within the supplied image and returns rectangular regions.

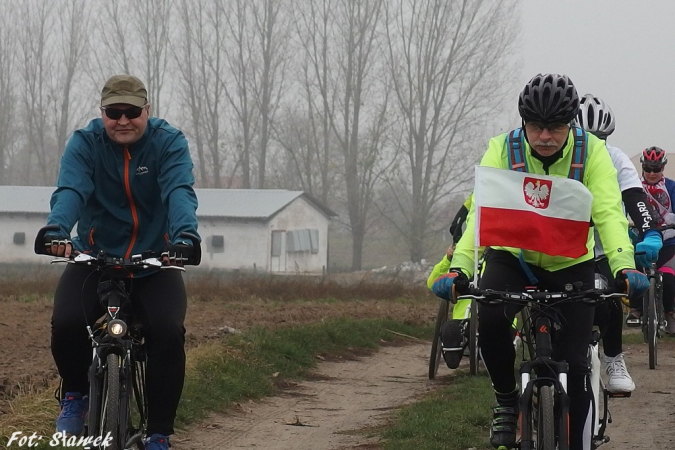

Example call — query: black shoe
[441,319,464,369]
[489,405,519,449]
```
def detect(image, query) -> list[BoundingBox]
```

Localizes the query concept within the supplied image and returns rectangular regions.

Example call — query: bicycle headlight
[108,319,128,338]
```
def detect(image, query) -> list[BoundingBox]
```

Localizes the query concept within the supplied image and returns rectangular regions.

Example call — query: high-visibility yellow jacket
[450,129,635,279]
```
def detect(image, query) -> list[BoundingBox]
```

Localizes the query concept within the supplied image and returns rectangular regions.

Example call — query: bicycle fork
[519,316,570,450]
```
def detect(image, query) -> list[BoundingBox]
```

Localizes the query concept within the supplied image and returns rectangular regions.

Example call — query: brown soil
[0,277,433,415]
[4,272,673,449]
[174,343,433,450]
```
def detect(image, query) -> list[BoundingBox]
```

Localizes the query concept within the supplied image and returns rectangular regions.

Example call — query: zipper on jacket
[123,147,140,259]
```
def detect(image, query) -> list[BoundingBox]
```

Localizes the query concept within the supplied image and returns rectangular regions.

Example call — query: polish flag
[474,166,593,258]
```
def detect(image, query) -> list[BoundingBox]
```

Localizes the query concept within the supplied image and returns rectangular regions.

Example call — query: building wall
[199,218,269,271]
[268,197,330,274]
[0,214,51,263]
[0,198,331,274]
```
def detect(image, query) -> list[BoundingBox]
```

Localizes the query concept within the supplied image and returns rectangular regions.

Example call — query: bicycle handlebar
[49,252,185,272]
[457,286,625,307]
[35,224,201,269]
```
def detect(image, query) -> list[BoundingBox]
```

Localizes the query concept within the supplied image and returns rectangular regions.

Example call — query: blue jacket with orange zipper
[47,117,200,259]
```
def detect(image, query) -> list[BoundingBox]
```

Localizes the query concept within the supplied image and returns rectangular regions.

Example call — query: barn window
[286,230,297,252]
[207,235,225,253]
[298,229,311,251]
[13,232,25,245]
[271,231,283,256]
[309,229,319,253]
[211,235,224,248]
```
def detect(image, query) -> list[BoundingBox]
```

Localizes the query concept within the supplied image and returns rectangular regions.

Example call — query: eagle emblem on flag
[523,177,552,209]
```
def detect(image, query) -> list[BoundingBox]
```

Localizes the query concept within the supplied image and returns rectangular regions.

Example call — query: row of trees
[0,0,519,269]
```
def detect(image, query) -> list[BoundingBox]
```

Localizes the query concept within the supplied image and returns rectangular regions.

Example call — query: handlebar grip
[34,224,61,255]
[179,232,202,266]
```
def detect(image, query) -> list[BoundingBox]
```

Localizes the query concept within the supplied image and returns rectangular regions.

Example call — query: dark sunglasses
[102,106,145,120]
[642,166,664,173]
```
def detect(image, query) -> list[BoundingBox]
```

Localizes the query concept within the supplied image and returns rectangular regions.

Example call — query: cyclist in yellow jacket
[430,74,648,450]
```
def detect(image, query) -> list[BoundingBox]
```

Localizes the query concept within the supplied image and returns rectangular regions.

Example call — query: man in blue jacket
[41,74,200,450]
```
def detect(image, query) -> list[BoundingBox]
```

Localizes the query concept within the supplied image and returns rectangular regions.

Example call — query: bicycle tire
[520,307,536,361]
[429,299,449,379]
[103,353,121,449]
[536,386,556,450]
[469,299,479,375]
[87,355,103,439]
[648,277,658,369]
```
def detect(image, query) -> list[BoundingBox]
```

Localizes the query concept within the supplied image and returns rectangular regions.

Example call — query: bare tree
[94,2,133,76]
[135,0,173,116]
[249,0,289,188]
[294,0,389,270]
[53,0,91,162]
[175,0,233,188]
[290,2,340,205]
[383,0,519,262]
[0,2,17,183]
[221,0,258,188]
[17,0,53,183]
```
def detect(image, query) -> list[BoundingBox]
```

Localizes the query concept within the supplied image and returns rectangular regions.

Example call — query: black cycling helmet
[518,73,580,124]
[573,94,616,140]
[641,146,668,166]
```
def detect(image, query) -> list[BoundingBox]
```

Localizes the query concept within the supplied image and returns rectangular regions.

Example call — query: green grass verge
[382,369,494,450]
[3,318,431,450]
[178,318,430,425]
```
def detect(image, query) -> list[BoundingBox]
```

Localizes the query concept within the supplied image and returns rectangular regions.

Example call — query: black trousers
[594,259,623,357]
[478,250,594,450]
[51,264,187,436]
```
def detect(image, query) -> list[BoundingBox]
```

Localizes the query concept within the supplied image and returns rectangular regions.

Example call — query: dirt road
[176,340,675,450]
[602,340,675,449]
[175,343,432,450]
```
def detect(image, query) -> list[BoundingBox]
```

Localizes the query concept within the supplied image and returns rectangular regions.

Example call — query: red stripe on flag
[478,207,589,258]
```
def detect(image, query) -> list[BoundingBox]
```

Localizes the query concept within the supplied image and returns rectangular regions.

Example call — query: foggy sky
[515,0,675,157]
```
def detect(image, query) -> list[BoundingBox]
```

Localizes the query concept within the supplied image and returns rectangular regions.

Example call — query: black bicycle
[640,261,663,369]
[36,225,200,449]
[458,283,625,450]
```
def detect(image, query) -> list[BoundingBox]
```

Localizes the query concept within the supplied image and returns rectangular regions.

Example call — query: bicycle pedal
[607,391,631,399]
[625,319,641,328]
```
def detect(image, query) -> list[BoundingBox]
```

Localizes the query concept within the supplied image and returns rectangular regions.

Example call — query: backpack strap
[507,128,528,172]
[568,127,588,182]
[507,126,588,181]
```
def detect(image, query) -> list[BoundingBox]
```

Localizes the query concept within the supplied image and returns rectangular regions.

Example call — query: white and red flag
[474,166,593,258]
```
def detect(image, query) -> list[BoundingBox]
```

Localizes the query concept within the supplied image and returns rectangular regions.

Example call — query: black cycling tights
[51,264,187,436]
[477,250,595,450]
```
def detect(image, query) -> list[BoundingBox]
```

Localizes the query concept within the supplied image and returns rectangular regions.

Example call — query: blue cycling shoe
[145,433,171,450]
[56,392,88,436]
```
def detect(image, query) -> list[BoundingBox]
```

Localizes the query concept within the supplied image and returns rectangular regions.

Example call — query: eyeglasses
[102,106,145,120]
[525,122,569,133]
[642,166,664,174]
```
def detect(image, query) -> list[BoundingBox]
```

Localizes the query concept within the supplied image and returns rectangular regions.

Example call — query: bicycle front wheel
[103,353,121,449]
[535,386,556,450]
[429,299,449,379]
[469,299,479,375]
[648,277,658,369]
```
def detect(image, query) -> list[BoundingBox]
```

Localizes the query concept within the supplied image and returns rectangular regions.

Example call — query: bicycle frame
[459,285,624,450]
[87,275,147,449]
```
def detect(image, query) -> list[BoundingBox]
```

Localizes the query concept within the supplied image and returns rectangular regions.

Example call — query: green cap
[101,74,147,107]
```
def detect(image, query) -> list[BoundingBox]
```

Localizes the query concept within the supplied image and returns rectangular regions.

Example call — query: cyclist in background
[40,75,200,450]
[573,94,662,393]
[430,74,648,450]
[626,146,675,334]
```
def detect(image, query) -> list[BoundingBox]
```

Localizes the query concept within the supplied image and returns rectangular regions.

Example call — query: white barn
[0,186,336,274]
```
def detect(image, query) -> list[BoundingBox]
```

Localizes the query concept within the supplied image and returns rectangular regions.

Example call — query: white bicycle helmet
[573,94,616,139]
